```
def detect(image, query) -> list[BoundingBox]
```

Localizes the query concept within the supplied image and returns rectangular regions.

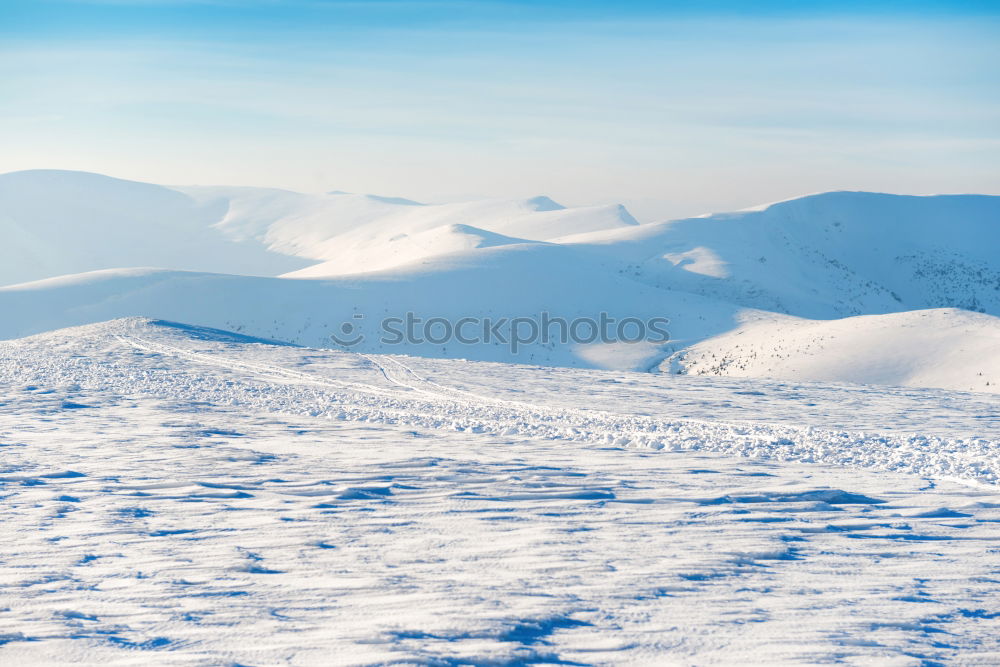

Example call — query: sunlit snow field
[2,319,999,665]
[5,0,1000,663]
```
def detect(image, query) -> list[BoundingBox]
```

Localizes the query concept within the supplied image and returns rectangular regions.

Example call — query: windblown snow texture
[2,318,999,665]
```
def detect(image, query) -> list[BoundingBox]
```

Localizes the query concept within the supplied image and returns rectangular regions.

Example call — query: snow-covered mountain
[0,170,313,283]
[0,170,637,284]
[564,191,1000,318]
[180,183,641,278]
[3,181,1000,662]
[0,251,740,372]
[1,169,997,392]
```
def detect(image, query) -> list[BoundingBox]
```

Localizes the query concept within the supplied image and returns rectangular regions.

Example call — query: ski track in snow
[1,318,999,665]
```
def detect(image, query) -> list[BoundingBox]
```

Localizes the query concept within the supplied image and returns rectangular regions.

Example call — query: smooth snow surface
[1,319,1000,665]
[0,171,313,283]
[0,170,638,284]
[1,265,997,392]
[666,308,1000,392]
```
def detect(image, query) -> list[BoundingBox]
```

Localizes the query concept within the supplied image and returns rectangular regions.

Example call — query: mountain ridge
[2,169,997,392]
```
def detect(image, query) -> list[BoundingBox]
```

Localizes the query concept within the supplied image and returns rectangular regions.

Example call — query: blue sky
[2,0,998,220]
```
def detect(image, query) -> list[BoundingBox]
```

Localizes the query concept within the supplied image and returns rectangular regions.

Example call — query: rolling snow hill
[0,170,313,284]
[0,170,638,284]
[179,184,640,277]
[0,249,743,372]
[1,169,998,392]
[1,262,997,392]
[563,191,1000,319]
[663,307,1000,392]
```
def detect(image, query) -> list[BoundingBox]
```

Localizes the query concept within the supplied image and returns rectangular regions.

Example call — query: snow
[1,318,999,665]
[2,170,998,394]
[562,190,1000,318]
[3,167,999,664]
[0,170,312,284]
[164,182,639,277]
[669,308,1000,392]
[0,170,637,285]
[0,254,745,372]
[1,258,997,392]
[281,223,541,279]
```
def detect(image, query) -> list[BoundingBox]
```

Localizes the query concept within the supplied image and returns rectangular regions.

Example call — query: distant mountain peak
[326,190,424,206]
[616,204,640,226]
[365,194,425,206]
[526,195,565,211]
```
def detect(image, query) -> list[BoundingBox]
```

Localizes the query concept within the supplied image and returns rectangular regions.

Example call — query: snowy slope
[5,171,996,314]
[2,254,999,391]
[564,191,1000,318]
[0,246,744,371]
[180,186,639,277]
[664,307,1000,393]
[2,318,1000,665]
[3,170,998,392]
[3,171,998,664]
[0,170,639,285]
[0,170,312,284]
[281,223,543,278]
